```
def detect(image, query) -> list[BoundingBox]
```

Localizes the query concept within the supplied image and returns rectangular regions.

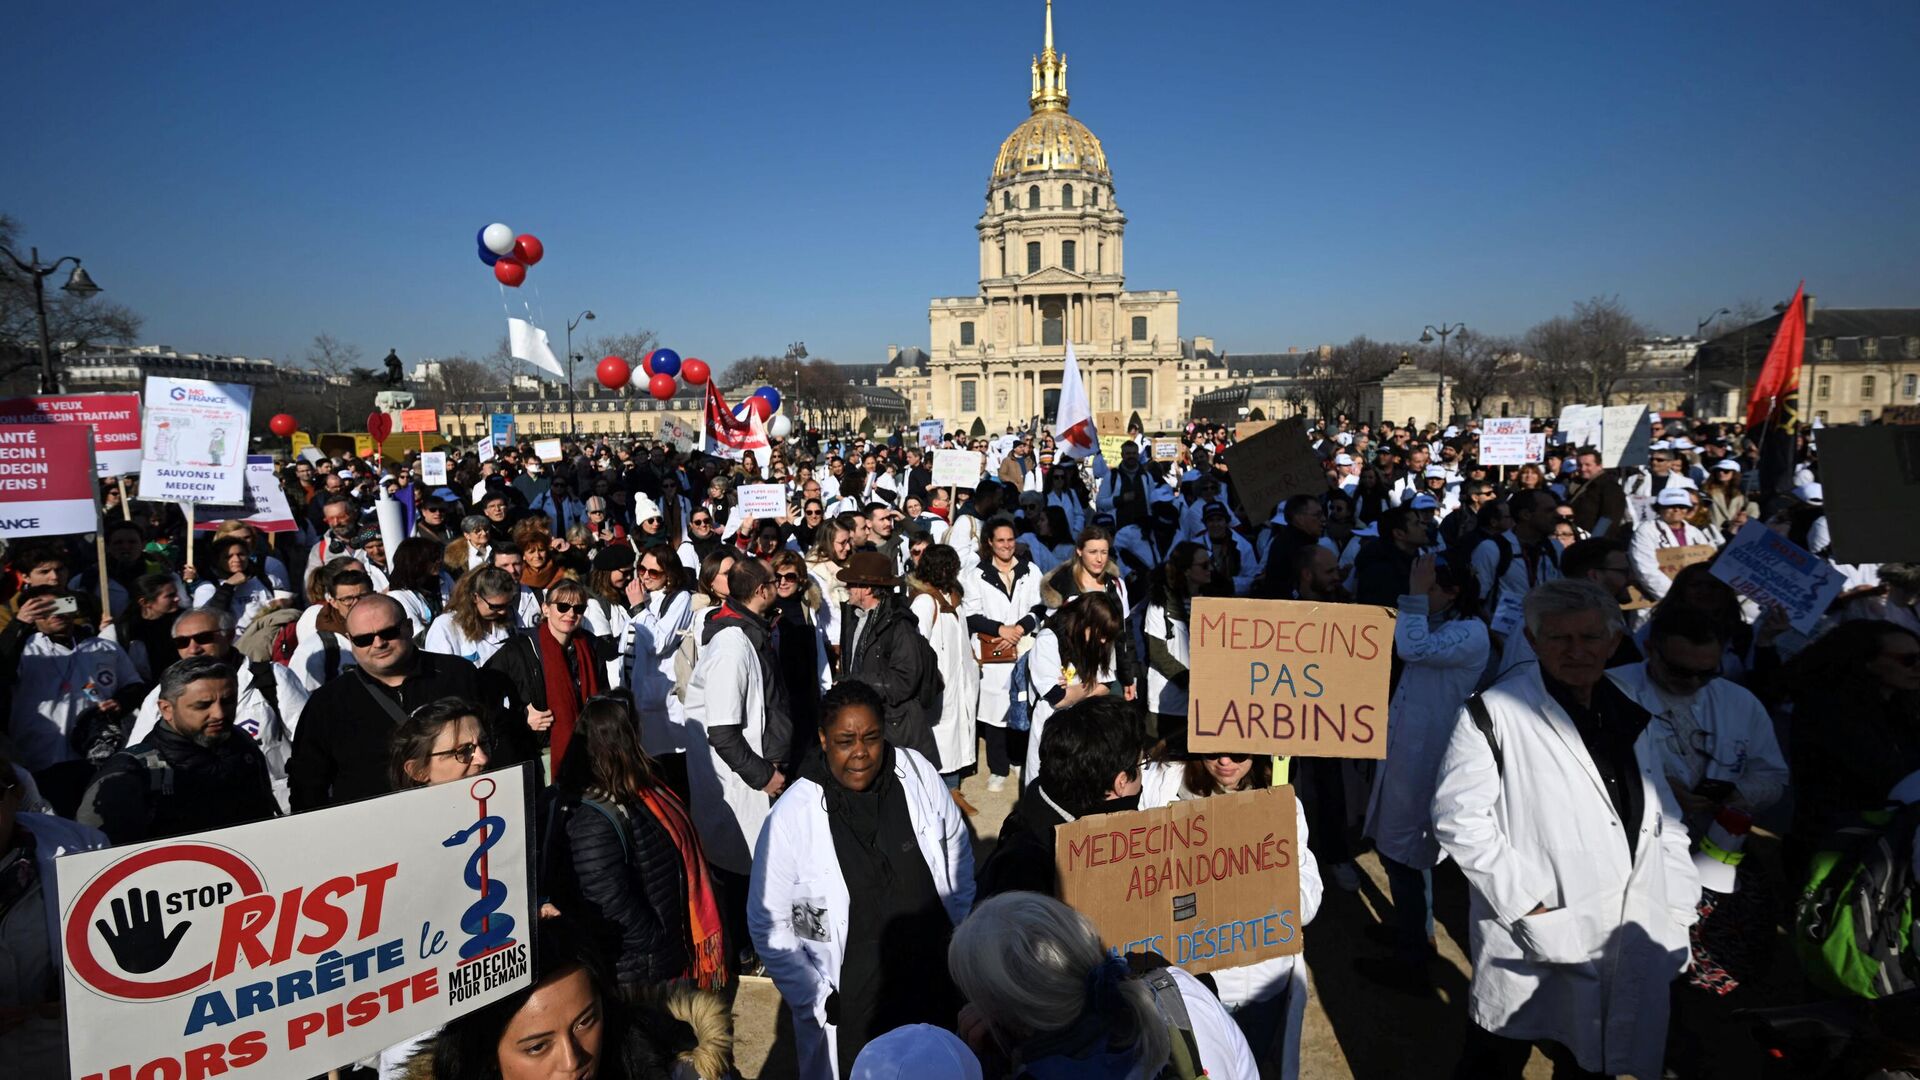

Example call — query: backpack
[1008,650,1034,732]
[1127,954,1207,1080]
[1794,801,1920,998]
[671,615,704,704]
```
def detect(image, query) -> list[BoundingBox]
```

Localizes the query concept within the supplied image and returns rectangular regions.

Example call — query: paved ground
[729,748,1798,1079]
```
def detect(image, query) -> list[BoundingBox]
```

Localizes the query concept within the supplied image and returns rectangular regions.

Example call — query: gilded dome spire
[1030,0,1069,114]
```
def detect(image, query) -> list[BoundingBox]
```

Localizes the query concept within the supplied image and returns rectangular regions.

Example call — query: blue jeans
[1380,855,1434,964]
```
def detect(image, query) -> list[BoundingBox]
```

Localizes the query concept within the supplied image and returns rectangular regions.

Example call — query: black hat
[592,547,635,573]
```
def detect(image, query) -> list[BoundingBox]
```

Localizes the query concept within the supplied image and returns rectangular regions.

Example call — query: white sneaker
[1330,862,1362,892]
[987,774,1007,793]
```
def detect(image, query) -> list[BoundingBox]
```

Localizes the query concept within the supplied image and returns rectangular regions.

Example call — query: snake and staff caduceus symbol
[443,776,517,960]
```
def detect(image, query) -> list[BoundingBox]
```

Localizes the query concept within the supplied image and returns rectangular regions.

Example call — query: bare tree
[579,328,659,396]
[0,214,144,387]
[302,333,370,430]
[1521,315,1584,416]
[1302,336,1400,421]
[1520,297,1650,410]
[484,335,520,402]
[435,355,493,403]
[1446,330,1522,417]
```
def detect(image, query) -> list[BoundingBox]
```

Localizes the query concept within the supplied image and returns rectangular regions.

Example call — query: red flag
[703,383,767,460]
[1745,282,1805,431]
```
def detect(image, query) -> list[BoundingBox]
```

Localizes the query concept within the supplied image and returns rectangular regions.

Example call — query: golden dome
[990,1,1109,184]
[992,110,1110,183]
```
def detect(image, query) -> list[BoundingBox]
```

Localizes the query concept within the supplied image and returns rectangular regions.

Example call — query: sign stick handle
[96,531,111,626]
[184,502,195,569]
[117,475,132,521]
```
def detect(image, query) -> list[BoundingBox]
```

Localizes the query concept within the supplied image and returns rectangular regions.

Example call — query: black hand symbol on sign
[95,887,191,974]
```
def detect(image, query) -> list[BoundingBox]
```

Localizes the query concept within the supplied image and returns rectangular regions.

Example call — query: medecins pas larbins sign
[56,768,533,1080]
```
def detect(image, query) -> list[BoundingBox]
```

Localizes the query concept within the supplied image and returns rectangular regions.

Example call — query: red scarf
[537,624,603,769]
[634,784,729,990]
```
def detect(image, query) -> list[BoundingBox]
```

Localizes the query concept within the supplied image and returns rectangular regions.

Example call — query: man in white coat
[1433,578,1700,1079]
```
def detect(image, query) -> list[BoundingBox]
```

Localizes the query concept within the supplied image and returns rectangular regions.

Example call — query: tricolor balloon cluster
[592,350,792,436]
[476,223,544,287]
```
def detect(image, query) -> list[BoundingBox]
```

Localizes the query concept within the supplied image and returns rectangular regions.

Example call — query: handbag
[977,632,1018,664]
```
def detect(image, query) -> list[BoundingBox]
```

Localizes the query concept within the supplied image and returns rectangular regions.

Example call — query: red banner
[0,393,141,476]
[1746,282,1805,431]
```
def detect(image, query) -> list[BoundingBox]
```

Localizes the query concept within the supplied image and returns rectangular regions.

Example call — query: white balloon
[769,414,793,439]
[482,223,515,257]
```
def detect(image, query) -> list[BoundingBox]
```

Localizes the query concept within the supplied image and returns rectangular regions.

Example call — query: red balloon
[648,372,678,401]
[269,413,298,437]
[596,355,630,390]
[512,234,544,266]
[640,349,656,376]
[746,394,775,421]
[681,358,710,385]
[493,258,526,287]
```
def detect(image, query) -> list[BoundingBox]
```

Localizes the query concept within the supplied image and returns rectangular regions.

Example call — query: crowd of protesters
[3,406,1917,1079]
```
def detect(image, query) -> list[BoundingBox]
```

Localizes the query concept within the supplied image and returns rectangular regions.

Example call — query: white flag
[507,317,564,378]
[1052,340,1098,459]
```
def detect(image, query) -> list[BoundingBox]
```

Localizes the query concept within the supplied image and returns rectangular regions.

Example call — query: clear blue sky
[13,1,1918,372]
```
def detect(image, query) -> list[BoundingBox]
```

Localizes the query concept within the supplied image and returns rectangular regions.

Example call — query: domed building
[884,0,1202,434]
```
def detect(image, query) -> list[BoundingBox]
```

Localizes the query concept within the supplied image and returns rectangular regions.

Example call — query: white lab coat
[1363,596,1489,868]
[945,513,986,577]
[1202,530,1261,595]
[1023,629,1119,783]
[963,558,1043,730]
[1610,663,1789,829]
[190,567,291,634]
[748,748,973,1080]
[627,590,696,756]
[1141,602,1191,716]
[8,634,142,772]
[1431,665,1700,1079]
[911,592,979,774]
[422,614,515,667]
[684,618,773,875]
[1136,762,1319,1080]
[289,626,356,692]
[1629,519,1718,603]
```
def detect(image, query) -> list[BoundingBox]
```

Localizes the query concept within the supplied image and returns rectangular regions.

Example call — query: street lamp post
[785,341,807,432]
[0,244,104,393]
[565,309,595,436]
[1419,322,1465,425]
[1694,308,1730,418]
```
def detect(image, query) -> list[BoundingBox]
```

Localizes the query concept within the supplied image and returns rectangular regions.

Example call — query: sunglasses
[171,629,226,649]
[690,518,711,526]
[349,623,410,648]
[1655,650,1720,683]
[427,741,484,765]
[548,601,585,615]
[639,566,666,579]
[775,572,803,583]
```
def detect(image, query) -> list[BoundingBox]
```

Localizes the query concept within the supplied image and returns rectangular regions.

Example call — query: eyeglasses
[1655,650,1721,683]
[427,741,484,765]
[171,629,226,649]
[349,623,410,648]
[332,593,368,607]
[548,601,585,615]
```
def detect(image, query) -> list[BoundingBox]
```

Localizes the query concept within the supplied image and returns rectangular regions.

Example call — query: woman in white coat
[1361,554,1490,982]
[1629,487,1719,603]
[907,544,978,784]
[628,547,698,787]
[1024,593,1126,785]
[962,519,1043,791]
[1431,579,1699,1080]
[749,681,973,1080]
[1137,755,1321,1079]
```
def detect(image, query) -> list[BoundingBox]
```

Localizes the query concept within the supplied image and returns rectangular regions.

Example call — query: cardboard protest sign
[1055,786,1303,976]
[918,419,944,448]
[1153,437,1181,462]
[57,767,534,1080]
[931,449,984,489]
[1656,544,1717,578]
[736,482,787,518]
[1557,404,1603,450]
[1524,433,1547,463]
[1233,419,1276,442]
[1221,418,1324,529]
[0,393,141,476]
[1187,596,1395,759]
[1098,433,1130,462]
[138,377,252,503]
[419,451,449,486]
[1478,417,1532,466]
[1711,522,1844,635]
[399,408,439,434]
[533,438,563,463]
[289,431,313,458]
[0,424,99,537]
[1815,425,1920,564]
[191,456,298,533]
[1600,404,1652,468]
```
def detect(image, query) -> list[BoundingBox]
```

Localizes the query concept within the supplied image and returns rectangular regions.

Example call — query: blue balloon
[650,348,681,377]
[753,386,782,412]
[732,401,749,420]
[477,243,499,267]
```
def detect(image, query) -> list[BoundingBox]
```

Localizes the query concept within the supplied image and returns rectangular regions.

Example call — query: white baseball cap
[1334,453,1355,466]
[1794,482,1824,505]
[1711,460,1742,473]
[1423,465,1447,479]
[1654,487,1694,507]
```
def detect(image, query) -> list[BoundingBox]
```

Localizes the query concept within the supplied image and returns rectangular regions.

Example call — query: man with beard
[77,657,279,844]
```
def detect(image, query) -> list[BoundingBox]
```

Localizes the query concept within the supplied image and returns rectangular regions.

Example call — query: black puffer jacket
[77,724,279,845]
[542,789,692,989]
[836,594,941,766]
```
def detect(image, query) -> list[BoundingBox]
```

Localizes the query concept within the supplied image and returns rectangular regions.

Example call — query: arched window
[1026,242,1041,273]
[1062,184,1074,208]
[1002,190,1012,211]
[1091,188,1100,207]
[1028,185,1040,209]
[1062,240,1076,271]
